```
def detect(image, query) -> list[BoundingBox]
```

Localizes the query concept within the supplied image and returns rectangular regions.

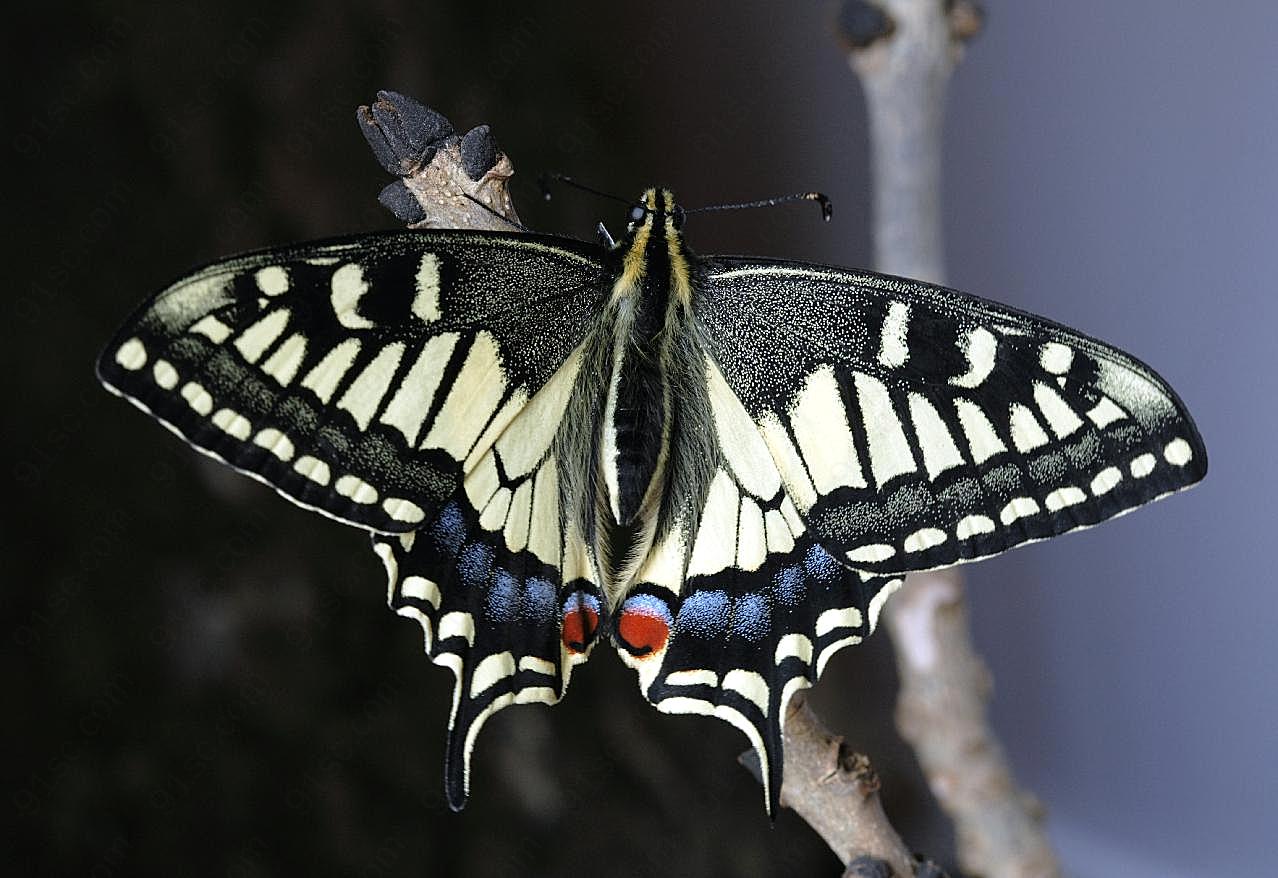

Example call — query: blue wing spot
[522,577,557,623]
[432,502,467,557]
[675,590,729,638]
[803,544,841,585]
[772,565,807,606]
[457,542,495,590]
[485,569,520,622]
[729,593,771,641]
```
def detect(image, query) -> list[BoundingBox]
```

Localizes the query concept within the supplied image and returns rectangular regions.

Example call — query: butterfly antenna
[461,192,529,232]
[538,173,631,206]
[686,191,833,222]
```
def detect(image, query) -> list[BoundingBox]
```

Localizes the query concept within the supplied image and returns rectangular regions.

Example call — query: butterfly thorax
[597,188,695,585]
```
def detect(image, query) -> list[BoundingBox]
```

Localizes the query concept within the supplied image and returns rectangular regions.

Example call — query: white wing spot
[254,265,290,296]
[526,457,561,567]
[955,514,996,539]
[722,669,770,714]
[233,309,290,364]
[413,253,442,322]
[189,315,232,343]
[518,655,557,676]
[1045,486,1086,512]
[816,606,864,637]
[115,338,147,370]
[1087,396,1128,429]
[211,408,251,440]
[503,480,534,553]
[736,498,767,572]
[1130,453,1157,478]
[908,394,966,479]
[904,527,948,553]
[1164,438,1193,466]
[1009,403,1051,453]
[383,497,425,524]
[686,470,740,578]
[293,455,331,486]
[337,342,406,431]
[846,543,896,564]
[421,331,507,460]
[330,263,375,330]
[1033,382,1085,438]
[667,669,718,688]
[335,474,378,504]
[152,359,179,390]
[402,575,441,608]
[438,611,476,645]
[180,381,213,415]
[301,338,362,404]
[1090,467,1122,496]
[1000,496,1040,525]
[479,487,513,531]
[955,399,1007,464]
[877,301,910,368]
[705,356,782,499]
[817,636,863,678]
[867,578,904,634]
[261,333,308,387]
[774,634,813,665]
[470,652,516,698]
[789,366,866,493]
[1040,342,1074,374]
[950,326,997,388]
[253,428,295,461]
[764,509,795,555]
[379,333,458,446]
[855,372,917,486]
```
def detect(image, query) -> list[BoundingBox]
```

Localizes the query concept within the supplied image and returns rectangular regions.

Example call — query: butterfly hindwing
[612,468,901,815]
[373,340,607,810]
[610,345,903,814]
[696,257,1207,576]
[99,230,607,533]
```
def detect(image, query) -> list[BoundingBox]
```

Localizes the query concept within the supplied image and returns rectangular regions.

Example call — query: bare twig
[741,691,918,878]
[357,90,520,231]
[840,2,1062,875]
[886,570,1059,878]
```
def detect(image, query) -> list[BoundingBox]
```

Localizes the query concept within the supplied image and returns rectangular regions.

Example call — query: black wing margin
[98,230,606,533]
[694,256,1207,576]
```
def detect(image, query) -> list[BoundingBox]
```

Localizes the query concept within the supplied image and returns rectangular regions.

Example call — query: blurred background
[5,1,1275,875]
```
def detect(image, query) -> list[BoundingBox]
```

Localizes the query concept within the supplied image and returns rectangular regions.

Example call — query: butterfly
[98,185,1206,815]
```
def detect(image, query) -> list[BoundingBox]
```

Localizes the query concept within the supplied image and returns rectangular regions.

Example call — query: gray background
[6,1,1273,875]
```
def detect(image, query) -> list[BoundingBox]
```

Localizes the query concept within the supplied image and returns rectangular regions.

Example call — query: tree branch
[740,691,921,878]
[840,3,1062,875]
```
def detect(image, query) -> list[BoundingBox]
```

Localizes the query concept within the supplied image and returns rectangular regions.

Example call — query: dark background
[5,2,1274,876]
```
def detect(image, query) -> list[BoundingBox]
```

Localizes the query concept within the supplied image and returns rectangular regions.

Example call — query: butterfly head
[626,188,686,237]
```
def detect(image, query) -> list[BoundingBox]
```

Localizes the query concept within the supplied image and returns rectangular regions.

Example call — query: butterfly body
[99,186,1206,814]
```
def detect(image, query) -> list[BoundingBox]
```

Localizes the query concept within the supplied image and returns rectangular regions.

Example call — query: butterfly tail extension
[374,484,607,810]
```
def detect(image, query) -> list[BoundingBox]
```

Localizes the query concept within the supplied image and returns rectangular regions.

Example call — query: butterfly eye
[671,205,686,230]
[628,205,647,224]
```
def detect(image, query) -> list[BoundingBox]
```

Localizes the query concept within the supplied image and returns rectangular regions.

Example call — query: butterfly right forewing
[694,256,1207,577]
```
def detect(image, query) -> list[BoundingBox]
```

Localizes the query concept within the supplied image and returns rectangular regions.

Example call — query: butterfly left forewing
[695,256,1207,576]
[98,230,607,533]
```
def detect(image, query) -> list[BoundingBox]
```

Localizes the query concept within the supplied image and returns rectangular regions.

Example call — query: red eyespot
[561,592,601,654]
[616,594,673,658]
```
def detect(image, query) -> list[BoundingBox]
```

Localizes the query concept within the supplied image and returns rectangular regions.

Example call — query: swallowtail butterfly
[98,186,1206,815]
